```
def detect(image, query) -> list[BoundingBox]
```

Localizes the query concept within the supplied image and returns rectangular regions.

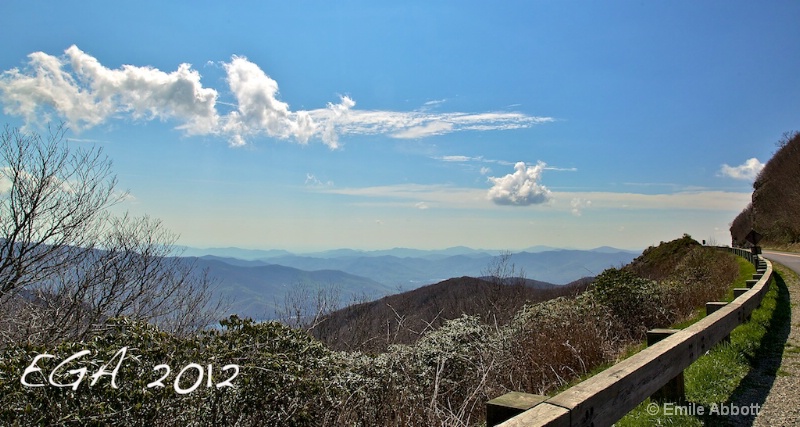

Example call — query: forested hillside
[731,131,800,247]
[310,275,592,352]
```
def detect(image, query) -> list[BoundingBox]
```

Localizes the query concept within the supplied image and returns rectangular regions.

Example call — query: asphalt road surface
[762,250,800,275]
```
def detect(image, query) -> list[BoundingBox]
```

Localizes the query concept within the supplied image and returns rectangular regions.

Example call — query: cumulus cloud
[719,158,764,180]
[221,56,317,146]
[570,197,592,216]
[0,46,220,134]
[0,46,554,148]
[487,161,551,206]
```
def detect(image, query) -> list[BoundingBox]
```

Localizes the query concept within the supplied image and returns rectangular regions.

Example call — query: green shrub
[592,268,671,338]
[0,316,347,427]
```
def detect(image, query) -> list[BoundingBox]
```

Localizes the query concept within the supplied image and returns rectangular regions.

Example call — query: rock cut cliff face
[731,132,800,247]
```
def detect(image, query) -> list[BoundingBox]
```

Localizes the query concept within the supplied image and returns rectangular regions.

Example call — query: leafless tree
[481,250,528,324]
[0,125,221,346]
[275,281,342,332]
[0,124,118,298]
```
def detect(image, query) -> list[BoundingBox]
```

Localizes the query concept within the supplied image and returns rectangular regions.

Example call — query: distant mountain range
[178,245,609,260]
[188,246,642,321]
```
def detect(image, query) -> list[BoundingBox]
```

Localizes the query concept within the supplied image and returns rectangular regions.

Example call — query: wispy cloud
[311,181,750,213]
[304,173,333,187]
[422,99,447,110]
[66,137,112,144]
[718,158,764,181]
[439,155,474,162]
[313,183,487,209]
[544,166,577,172]
[433,154,576,172]
[391,121,454,139]
[0,46,553,148]
[554,190,751,211]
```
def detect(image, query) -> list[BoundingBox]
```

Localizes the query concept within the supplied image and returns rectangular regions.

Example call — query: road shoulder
[750,263,800,426]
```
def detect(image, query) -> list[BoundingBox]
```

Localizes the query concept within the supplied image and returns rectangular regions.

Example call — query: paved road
[763,250,800,274]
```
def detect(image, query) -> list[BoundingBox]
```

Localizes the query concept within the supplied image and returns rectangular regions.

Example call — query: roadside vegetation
[618,263,791,426]
[0,232,742,426]
[0,125,748,426]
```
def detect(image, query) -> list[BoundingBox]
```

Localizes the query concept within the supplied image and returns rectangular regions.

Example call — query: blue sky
[1,1,799,252]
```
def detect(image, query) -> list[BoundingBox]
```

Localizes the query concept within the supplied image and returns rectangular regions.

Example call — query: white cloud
[719,158,764,181]
[545,166,578,172]
[487,161,551,206]
[318,183,487,209]
[392,121,454,139]
[439,155,474,162]
[0,46,221,135]
[415,201,429,210]
[570,198,592,216]
[304,173,333,187]
[420,99,447,111]
[0,166,82,196]
[0,169,12,194]
[221,56,317,146]
[313,182,751,214]
[0,46,554,148]
[554,190,751,211]
[311,108,550,142]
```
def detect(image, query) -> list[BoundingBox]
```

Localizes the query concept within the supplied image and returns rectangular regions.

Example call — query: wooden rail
[487,247,771,427]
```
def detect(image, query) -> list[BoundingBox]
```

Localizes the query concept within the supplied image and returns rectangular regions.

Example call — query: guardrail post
[646,329,685,403]
[486,391,547,427]
[706,302,731,343]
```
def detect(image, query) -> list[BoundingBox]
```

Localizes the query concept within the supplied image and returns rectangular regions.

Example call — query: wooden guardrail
[487,247,771,427]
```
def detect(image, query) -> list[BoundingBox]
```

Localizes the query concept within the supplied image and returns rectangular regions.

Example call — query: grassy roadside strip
[615,261,792,426]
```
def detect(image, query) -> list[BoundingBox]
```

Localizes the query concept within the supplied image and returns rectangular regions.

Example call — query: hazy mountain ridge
[192,258,391,320]
[191,246,641,320]
[252,249,639,287]
[182,245,638,260]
